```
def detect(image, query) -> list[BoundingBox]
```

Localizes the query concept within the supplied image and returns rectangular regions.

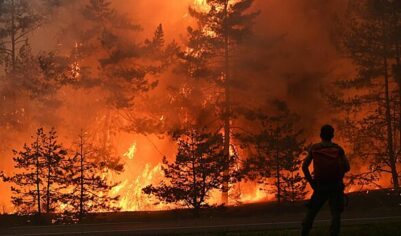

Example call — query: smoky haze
[0,0,353,211]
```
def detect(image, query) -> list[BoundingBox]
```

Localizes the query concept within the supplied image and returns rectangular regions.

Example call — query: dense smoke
[0,0,354,211]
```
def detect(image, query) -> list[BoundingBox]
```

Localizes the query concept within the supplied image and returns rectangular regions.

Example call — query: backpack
[311,143,346,183]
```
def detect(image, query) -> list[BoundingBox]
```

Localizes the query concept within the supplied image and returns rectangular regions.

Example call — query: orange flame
[113,163,172,211]
[123,143,137,160]
[194,0,209,11]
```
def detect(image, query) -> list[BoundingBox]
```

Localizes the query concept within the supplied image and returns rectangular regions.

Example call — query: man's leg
[328,188,345,236]
[301,189,327,236]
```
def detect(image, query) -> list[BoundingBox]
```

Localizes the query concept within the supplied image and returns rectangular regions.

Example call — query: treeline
[0,0,175,216]
[0,0,400,216]
[329,0,401,189]
[143,102,308,213]
[2,128,122,220]
[142,0,308,210]
[141,0,401,210]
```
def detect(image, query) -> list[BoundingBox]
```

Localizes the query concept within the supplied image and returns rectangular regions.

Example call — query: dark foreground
[0,189,400,236]
[1,216,401,236]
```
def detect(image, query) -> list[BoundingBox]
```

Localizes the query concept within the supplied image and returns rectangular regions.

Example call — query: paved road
[1,216,401,236]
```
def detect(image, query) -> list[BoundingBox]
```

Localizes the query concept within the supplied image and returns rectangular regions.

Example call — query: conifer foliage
[182,0,259,204]
[62,130,122,218]
[238,101,307,203]
[143,129,232,212]
[331,0,401,189]
[6,128,121,217]
[9,128,67,214]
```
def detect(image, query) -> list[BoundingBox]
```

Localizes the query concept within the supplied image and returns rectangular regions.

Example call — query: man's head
[320,124,334,141]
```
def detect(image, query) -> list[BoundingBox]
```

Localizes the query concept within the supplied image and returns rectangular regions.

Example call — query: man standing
[301,124,350,236]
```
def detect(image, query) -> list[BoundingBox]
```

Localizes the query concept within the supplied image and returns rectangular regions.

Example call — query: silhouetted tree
[0,0,78,140]
[181,0,259,203]
[8,128,44,214]
[62,130,122,218]
[41,128,67,213]
[0,37,76,137]
[66,0,177,109]
[331,0,401,188]
[0,0,41,71]
[280,149,308,203]
[238,101,307,203]
[62,1,178,163]
[7,128,67,214]
[143,129,231,213]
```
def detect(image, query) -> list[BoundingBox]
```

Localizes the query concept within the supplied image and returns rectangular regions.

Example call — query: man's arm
[340,148,350,173]
[343,155,350,173]
[302,151,315,188]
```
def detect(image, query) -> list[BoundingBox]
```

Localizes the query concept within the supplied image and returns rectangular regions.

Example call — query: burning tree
[239,101,307,203]
[8,128,67,214]
[181,0,259,203]
[58,0,179,160]
[62,130,123,218]
[143,129,231,213]
[0,0,42,71]
[0,1,73,135]
[330,0,401,189]
[8,129,44,214]
[60,0,178,110]
[41,128,68,213]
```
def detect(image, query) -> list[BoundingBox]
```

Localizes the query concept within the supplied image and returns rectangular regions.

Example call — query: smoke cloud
[0,0,355,211]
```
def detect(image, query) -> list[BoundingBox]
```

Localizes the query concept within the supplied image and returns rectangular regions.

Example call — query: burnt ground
[0,188,400,235]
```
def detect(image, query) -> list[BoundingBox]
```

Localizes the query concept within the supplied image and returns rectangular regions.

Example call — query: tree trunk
[10,0,16,71]
[191,135,198,211]
[275,128,280,204]
[79,131,84,218]
[46,150,51,213]
[395,42,401,173]
[35,134,41,215]
[383,32,399,189]
[222,0,230,205]
[291,171,295,203]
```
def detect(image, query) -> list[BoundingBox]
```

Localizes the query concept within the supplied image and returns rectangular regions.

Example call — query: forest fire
[0,2,400,232]
[112,163,167,211]
[194,0,209,11]
[123,143,137,160]
[114,141,274,211]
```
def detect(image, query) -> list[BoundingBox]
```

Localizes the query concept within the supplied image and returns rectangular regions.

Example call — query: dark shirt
[302,141,350,184]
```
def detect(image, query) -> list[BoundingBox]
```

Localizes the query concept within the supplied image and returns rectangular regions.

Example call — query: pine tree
[182,0,259,203]
[143,129,231,214]
[41,128,67,213]
[0,37,75,135]
[387,0,401,188]
[238,101,307,203]
[330,0,400,189]
[280,147,308,203]
[0,0,76,134]
[0,0,41,71]
[8,128,67,214]
[66,0,177,109]
[65,0,178,160]
[62,130,122,218]
[8,128,44,214]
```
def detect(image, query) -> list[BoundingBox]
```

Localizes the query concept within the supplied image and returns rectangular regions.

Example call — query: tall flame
[194,0,210,11]
[113,163,171,211]
[124,142,137,160]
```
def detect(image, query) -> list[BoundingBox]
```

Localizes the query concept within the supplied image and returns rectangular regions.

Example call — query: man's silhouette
[301,124,350,236]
